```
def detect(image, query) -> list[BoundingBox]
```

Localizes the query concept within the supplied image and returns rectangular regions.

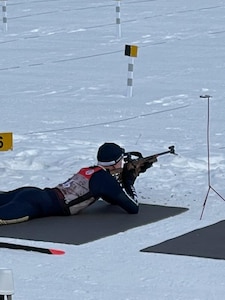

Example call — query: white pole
[2,0,7,32]
[127,57,134,97]
[116,0,121,38]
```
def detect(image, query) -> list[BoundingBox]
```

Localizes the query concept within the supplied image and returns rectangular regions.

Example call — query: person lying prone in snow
[0,142,152,225]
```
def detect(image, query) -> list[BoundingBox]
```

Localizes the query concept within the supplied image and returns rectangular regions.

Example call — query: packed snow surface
[1,0,225,299]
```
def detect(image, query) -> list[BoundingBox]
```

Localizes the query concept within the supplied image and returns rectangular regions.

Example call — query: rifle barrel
[145,146,175,159]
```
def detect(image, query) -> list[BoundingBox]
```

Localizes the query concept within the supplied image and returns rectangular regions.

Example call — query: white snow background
[1,0,225,299]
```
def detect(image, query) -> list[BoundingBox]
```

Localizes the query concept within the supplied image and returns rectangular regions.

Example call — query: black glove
[121,163,136,185]
[138,161,153,174]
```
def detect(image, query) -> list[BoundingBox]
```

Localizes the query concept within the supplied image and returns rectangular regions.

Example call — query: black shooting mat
[0,201,187,245]
[141,220,225,260]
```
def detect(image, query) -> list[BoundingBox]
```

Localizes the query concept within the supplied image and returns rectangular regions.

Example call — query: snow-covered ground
[1,0,225,299]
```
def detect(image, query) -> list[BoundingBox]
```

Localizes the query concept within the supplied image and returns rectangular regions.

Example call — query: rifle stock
[110,145,176,178]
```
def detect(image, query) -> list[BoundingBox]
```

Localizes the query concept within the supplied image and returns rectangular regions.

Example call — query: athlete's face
[113,159,123,169]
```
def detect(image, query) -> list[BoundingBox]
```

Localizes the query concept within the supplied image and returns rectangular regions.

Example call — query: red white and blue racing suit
[0,166,139,223]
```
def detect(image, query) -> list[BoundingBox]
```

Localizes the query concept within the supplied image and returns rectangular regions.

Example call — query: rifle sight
[168,145,175,154]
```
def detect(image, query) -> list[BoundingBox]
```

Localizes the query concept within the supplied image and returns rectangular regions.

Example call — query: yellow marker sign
[0,132,13,151]
[125,45,138,57]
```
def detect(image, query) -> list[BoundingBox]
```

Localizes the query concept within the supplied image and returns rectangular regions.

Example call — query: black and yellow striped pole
[115,0,121,38]
[0,132,13,151]
[2,0,7,32]
[125,44,138,97]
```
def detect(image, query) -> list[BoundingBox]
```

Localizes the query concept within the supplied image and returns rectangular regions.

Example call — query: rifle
[110,145,176,179]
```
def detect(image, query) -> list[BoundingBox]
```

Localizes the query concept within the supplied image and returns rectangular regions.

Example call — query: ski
[0,242,65,255]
